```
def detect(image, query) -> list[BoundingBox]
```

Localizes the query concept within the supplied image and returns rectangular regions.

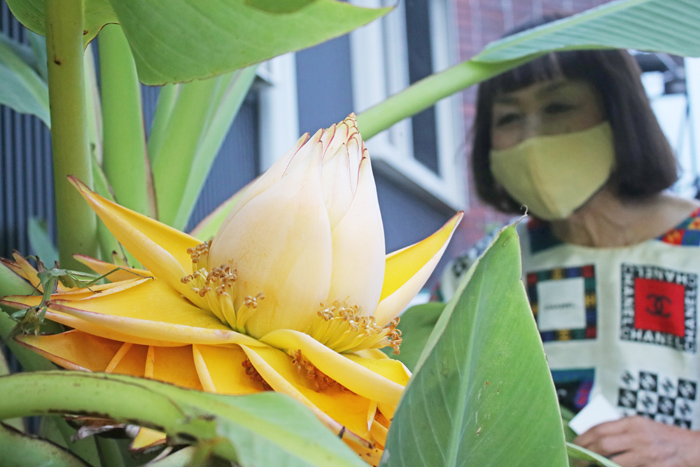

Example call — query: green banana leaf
[380,225,568,466]
[6,0,116,45]
[381,302,445,372]
[0,262,35,299]
[150,77,223,226]
[246,0,318,14]
[171,66,259,230]
[0,31,49,127]
[474,0,700,62]
[27,217,59,266]
[568,442,622,467]
[7,0,390,85]
[0,372,367,467]
[359,0,700,139]
[0,422,88,466]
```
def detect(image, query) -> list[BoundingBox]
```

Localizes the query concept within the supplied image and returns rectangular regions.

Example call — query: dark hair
[472,15,679,214]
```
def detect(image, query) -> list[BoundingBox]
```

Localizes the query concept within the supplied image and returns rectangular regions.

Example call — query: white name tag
[537,277,586,332]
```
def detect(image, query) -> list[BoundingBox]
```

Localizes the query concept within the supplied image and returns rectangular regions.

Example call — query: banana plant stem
[45,0,98,271]
[356,56,535,140]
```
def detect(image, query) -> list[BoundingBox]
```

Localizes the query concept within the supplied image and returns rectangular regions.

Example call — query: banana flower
[1,115,462,464]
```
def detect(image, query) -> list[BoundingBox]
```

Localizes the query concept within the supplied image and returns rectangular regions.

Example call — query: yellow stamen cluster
[181,242,264,334]
[182,264,237,297]
[186,241,211,269]
[308,300,402,354]
[290,350,348,392]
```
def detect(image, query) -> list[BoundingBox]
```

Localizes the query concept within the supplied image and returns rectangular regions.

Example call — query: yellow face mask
[489,121,615,221]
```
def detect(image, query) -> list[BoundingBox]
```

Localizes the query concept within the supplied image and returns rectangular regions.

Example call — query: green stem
[98,24,152,218]
[0,372,237,460]
[356,56,534,140]
[45,0,98,271]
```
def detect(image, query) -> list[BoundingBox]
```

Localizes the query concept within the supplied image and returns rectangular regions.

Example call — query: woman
[440,17,700,467]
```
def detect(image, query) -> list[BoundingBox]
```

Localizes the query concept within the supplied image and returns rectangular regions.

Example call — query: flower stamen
[181,242,263,335]
[187,240,211,270]
[289,350,348,392]
[236,293,265,333]
[242,359,272,390]
[308,301,402,354]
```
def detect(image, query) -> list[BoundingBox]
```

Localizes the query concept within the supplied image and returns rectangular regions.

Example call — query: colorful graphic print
[658,208,700,246]
[526,265,597,342]
[620,264,697,353]
[551,368,595,414]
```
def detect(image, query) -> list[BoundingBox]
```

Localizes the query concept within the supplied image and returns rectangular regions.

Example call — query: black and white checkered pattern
[617,370,696,428]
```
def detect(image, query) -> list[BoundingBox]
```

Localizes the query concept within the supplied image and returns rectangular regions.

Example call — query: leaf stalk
[45,0,98,270]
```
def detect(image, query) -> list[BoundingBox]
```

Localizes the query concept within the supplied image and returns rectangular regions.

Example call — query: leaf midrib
[445,249,492,466]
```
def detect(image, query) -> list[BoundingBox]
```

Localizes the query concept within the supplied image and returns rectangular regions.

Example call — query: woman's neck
[549,187,700,248]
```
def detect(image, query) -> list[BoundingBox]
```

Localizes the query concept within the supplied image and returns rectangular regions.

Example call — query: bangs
[484,50,605,96]
[488,53,564,94]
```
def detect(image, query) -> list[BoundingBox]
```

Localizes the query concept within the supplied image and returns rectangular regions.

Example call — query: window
[349,0,466,211]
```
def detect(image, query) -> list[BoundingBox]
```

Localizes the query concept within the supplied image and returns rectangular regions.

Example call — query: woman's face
[490,78,606,150]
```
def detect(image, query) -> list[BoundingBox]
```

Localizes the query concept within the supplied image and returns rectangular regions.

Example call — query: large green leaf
[0,313,55,373]
[27,217,59,266]
[37,416,103,467]
[0,372,367,467]
[381,302,445,372]
[151,76,222,226]
[358,0,700,140]
[0,263,35,299]
[150,65,255,230]
[110,0,390,84]
[5,0,117,46]
[0,422,89,466]
[567,442,621,467]
[7,0,389,85]
[474,0,700,62]
[0,31,50,127]
[172,66,258,230]
[381,226,567,466]
[246,0,318,13]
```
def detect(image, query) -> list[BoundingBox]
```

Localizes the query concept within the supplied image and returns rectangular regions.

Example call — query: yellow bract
[1,115,462,464]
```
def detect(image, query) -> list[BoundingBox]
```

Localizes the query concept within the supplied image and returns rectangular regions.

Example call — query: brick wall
[446,0,614,259]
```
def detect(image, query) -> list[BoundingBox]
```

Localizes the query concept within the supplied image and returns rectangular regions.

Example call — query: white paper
[569,394,622,435]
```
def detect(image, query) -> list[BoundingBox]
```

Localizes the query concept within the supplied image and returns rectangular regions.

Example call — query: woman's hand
[574,416,700,467]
